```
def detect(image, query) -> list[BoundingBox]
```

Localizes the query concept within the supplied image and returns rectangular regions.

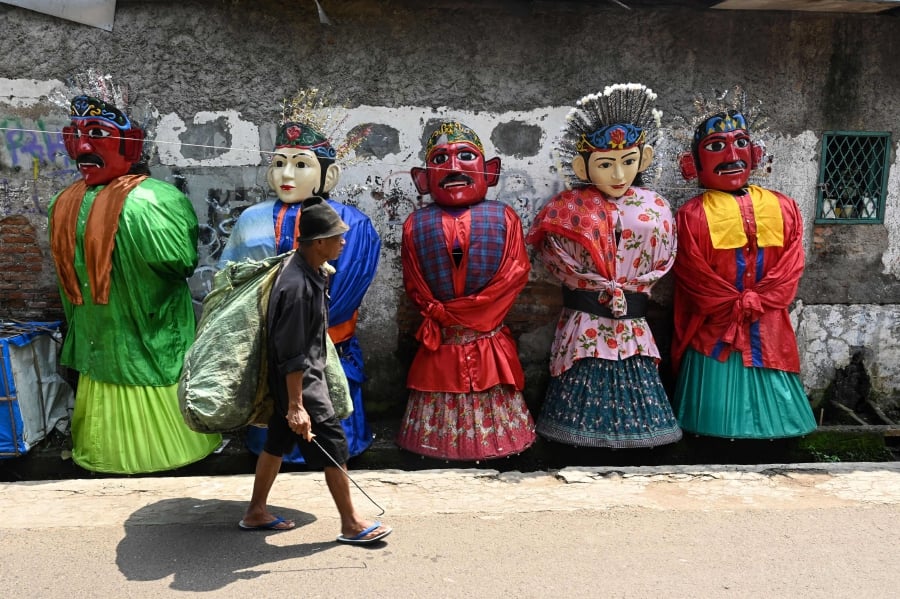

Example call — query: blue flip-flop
[336,521,392,545]
[238,516,295,531]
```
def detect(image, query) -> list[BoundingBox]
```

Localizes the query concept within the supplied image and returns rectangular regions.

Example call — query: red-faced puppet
[679,110,765,192]
[410,121,500,207]
[62,95,145,186]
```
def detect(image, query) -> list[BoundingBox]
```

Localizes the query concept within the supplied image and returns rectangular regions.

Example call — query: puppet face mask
[694,112,753,192]
[266,147,325,204]
[266,122,339,203]
[425,141,490,207]
[574,145,653,199]
[410,122,500,208]
[696,129,753,191]
[64,118,136,186]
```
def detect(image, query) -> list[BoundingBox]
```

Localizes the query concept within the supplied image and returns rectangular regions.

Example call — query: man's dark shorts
[263,412,350,469]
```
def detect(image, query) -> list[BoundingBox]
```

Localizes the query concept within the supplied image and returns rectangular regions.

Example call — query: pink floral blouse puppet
[526,84,682,448]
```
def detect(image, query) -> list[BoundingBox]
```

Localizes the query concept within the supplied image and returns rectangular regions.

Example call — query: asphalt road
[2,464,899,598]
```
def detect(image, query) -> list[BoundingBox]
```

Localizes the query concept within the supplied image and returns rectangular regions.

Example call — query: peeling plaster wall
[1,0,899,413]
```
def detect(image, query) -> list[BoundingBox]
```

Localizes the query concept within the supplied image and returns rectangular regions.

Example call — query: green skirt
[71,373,222,474]
[674,349,817,439]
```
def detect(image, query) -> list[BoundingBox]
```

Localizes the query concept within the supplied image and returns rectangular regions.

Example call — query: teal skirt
[674,349,817,439]
[536,356,682,449]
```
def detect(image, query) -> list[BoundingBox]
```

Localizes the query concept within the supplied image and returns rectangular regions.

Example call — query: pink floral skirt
[396,384,537,461]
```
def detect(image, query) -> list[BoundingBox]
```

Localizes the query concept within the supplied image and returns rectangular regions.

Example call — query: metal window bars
[817,131,891,224]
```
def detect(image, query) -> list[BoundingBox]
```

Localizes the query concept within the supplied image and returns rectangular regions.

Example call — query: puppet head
[679,109,766,191]
[572,122,655,199]
[410,121,500,208]
[557,84,661,197]
[266,121,340,204]
[62,95,145,186]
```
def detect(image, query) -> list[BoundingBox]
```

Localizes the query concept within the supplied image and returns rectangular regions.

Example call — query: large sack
[325,333,353,420]
[178,253,286,433]
[178,253,352,433]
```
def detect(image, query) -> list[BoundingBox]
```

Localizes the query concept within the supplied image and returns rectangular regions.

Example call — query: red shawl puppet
[672,188,805,374]
[401,205,530,393]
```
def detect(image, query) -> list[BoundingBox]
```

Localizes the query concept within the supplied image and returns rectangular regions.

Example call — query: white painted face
[266,147,323,204]
[573,145,654,198]
[585,148,643,198]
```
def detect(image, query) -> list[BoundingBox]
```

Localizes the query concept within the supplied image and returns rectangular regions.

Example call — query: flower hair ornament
[279,87,369,161]
[556,83,663,189]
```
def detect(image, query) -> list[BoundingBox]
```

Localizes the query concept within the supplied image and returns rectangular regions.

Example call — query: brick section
[0,215,64,322]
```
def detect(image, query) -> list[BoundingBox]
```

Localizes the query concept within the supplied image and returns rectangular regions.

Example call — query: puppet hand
[608,286,627,318]
[738,290,764,322]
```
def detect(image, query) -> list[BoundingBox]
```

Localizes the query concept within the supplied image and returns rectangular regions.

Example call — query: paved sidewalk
[3,462,900,528]
[2,463,899,598]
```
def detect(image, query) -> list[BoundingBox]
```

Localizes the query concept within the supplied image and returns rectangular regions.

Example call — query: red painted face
[696,129,753,192]
[64,119,136,186]
[425,141,489,207]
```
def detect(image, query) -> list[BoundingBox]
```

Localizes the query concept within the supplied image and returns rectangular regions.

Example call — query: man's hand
[285,370,313,441]
[287,404,314,442]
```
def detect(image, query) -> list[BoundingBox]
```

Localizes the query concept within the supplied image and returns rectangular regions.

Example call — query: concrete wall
[1,0,898,415]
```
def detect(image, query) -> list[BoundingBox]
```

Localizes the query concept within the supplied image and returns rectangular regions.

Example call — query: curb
[1,422,898,482]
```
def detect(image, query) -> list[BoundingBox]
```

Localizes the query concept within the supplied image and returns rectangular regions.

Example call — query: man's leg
[324,464,390,540]
[240,450,295,530]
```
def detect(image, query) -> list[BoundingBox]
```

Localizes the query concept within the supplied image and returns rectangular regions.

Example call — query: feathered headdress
[556,83,662,188]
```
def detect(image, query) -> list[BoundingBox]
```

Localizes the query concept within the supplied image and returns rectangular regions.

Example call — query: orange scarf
[50,175,147,305]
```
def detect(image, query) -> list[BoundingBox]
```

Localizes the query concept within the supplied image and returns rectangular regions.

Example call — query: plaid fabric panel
[464,202,506,295]
[411,202,507,301]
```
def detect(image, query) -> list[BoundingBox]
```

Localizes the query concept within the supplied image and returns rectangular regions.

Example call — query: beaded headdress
[424,121,485,156]
[279,87,368,161]
[693,110,749,147]
[70,95,133,130]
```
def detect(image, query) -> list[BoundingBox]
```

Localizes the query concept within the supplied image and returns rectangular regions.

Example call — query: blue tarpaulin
[0,321,74,458]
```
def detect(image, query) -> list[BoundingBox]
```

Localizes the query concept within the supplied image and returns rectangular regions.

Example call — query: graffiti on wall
[0,117,79,216]
[185,183,270,310]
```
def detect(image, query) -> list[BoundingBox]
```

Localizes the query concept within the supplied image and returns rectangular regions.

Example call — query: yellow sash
[702,185,784,249]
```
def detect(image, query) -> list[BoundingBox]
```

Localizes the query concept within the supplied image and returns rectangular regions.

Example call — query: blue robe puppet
[218,122,380,461]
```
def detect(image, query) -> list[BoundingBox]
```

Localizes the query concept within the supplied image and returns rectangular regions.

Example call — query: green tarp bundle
[178,252,351,434]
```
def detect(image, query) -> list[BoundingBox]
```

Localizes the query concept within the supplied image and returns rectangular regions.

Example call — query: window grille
[816,131,891,224]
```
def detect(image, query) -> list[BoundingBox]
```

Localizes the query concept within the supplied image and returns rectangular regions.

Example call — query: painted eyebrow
[273,151,315,160]
[593,150,640,161]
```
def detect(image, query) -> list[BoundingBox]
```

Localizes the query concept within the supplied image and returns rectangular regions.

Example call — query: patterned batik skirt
[396,383,537,461]
[674,349,817,439]
[71,373,222,474]
[536,355,682,448]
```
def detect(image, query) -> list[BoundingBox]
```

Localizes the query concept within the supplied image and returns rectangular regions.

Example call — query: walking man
[240,197,391,545]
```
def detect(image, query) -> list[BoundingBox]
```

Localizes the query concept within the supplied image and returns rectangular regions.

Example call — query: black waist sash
[561,287,648,320]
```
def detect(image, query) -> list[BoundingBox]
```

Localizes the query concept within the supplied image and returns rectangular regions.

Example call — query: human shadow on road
[116,497,348,592]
